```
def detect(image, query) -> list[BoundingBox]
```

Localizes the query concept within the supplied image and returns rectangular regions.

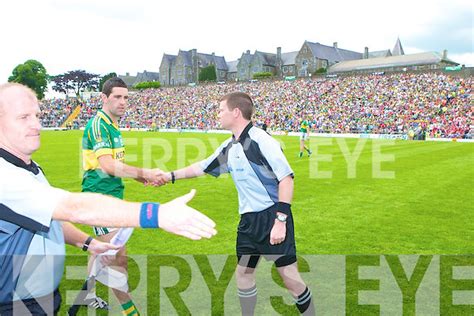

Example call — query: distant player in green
[82,77,163,315]
[299,120,312,157]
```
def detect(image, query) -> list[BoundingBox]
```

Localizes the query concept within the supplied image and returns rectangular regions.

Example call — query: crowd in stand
[72,96,102,129]
[39,98,74,127]
[39,72,473,138]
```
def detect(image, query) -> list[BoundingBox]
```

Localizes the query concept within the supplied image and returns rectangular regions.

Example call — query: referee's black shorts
[236,207,297,269]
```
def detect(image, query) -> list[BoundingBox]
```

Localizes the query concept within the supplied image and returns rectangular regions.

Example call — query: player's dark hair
[102,77,127,97]
[220,92,254,120]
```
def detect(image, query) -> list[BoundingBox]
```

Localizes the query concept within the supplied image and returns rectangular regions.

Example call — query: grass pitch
[33,130,473,315]
[35,130,473,255]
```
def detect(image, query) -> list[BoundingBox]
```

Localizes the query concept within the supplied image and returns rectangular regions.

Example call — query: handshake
[139,168,173,186]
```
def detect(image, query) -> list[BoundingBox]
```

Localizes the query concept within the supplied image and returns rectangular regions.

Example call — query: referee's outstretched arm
[159,162,206,184]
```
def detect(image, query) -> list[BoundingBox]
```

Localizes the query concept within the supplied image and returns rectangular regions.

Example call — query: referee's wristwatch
[276,213,288,223]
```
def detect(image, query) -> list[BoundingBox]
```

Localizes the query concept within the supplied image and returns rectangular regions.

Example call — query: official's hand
[159,189,217,240]
[156,172,172,186]
[142,168,167,186]
[152,168,168,185]
[138,168,154,184]
[270,220,287,245]
[87,239,121,256]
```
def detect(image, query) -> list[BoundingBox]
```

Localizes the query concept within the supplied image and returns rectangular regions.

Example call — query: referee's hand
[270,220,287,245]
[159,189,217,240]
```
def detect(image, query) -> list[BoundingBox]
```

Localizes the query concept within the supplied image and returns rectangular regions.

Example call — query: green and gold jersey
[81,110,125,198]
[300,120,309,133]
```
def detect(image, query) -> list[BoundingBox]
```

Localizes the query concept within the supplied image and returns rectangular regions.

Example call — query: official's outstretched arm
[54,189,216,240]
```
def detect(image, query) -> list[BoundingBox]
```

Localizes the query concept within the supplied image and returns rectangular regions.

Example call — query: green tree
[134,81,161,90]
[314,67,327,74]
[252,72,273,79]
[198,65,217,82]
[8,60,48,99]
[99,72,117,92]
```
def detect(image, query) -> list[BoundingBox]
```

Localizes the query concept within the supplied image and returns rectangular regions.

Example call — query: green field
[36,130,473,255]
[34,130,473,315]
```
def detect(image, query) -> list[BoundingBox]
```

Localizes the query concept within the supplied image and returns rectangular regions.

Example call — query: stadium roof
[328,51,459,73]
[306,41,362,63]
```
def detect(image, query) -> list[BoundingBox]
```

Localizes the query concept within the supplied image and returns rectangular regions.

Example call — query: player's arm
[53,190,216,240]
[97,154,163,184]
[91,122,163,184]
[62,222,120,255]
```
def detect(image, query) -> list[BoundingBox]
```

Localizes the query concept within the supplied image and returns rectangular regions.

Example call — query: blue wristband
[140,202,160,228]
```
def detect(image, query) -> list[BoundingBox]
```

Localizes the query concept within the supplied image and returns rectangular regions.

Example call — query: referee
[160,92,314,315]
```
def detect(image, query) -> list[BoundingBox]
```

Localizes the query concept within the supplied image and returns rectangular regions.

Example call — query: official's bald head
[0,83,37,114]
[0,83,42,162]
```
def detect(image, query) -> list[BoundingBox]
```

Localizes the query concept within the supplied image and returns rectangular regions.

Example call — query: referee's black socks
[295,287,314,315]
[238,284,257,315]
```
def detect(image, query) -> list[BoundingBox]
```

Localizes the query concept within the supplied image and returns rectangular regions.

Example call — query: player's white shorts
[300,132,309,141]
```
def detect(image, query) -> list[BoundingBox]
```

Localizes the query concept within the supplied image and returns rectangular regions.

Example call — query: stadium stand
[40,72,472,139]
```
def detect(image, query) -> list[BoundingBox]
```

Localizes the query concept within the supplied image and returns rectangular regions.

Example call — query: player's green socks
[121,300,139,315]
[299,152,303,158]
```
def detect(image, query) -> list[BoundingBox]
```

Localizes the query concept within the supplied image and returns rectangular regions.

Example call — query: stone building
[295,41,362,77]
[234,47,298,80]
[118,71,159,88]
[158,38,460,83]
[226,60,239,81]
[159,49,227,86]
[235,50,255,81]
[279,49,299,77]
[135,70,159,83]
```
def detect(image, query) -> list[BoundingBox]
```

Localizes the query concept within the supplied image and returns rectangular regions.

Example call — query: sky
[0,0,472,83]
